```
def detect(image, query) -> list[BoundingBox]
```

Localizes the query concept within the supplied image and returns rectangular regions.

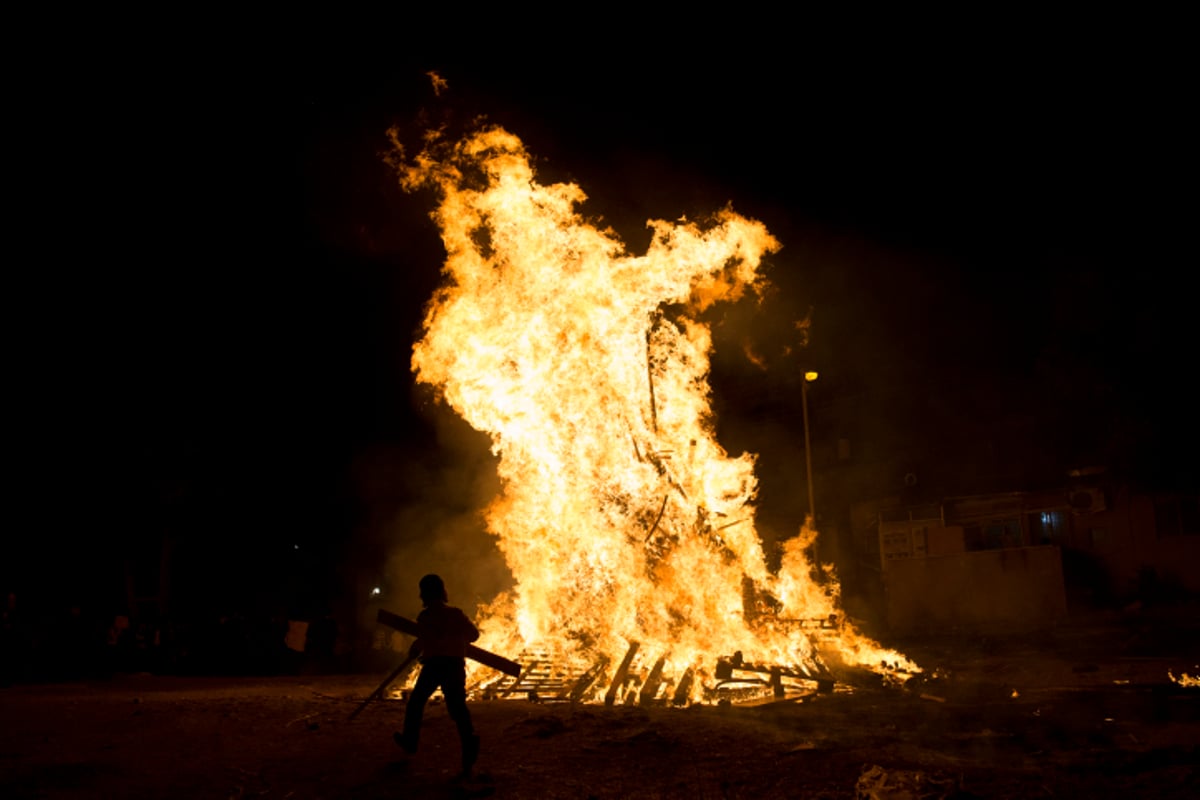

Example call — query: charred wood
[604,641,640,707]
[644,495,669,543]
[646,329,658,434]
[638,655,668,706]
[671,667,694,706]
[716,651,837,690]
[569,655,610,703]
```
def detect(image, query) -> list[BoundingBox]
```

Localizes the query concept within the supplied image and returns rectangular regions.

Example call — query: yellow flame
[1169,671,1200,688]
[394,125,916,701]
[427,71,448,96]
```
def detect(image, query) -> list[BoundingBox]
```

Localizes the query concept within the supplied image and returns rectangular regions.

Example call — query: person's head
[418,574,448,606]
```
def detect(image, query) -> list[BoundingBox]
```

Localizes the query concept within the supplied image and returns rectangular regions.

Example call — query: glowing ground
[3,608,1197,799]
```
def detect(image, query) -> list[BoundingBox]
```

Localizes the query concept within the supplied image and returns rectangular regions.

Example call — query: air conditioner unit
[1068,487,1107,514]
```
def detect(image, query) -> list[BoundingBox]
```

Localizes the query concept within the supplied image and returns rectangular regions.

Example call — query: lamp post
[801,370,819,527]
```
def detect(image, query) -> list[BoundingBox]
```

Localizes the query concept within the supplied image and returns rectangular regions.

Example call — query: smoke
[364,402,513,619]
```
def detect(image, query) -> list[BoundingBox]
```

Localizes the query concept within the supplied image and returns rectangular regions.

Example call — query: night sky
[16,36,1194,622]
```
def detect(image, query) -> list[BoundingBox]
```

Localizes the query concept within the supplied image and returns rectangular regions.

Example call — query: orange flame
[393,125,916,701]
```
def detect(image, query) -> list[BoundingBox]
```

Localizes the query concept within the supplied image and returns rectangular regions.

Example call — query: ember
[1169,670,1200,688]
[389,125,918,704]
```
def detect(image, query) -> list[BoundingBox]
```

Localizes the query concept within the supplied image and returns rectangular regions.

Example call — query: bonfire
[388,123,918,704]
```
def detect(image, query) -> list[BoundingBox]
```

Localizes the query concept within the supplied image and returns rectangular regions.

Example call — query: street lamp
[801,370,818,527]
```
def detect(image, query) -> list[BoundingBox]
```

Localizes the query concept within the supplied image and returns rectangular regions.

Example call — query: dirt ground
[2,607,1198,799]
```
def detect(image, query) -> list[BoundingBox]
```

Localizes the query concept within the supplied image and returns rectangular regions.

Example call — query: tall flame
[394,125,915,701]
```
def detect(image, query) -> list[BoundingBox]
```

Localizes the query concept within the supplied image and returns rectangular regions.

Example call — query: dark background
[11,28,1194,661]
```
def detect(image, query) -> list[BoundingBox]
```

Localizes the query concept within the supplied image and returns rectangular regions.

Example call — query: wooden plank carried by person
[348,651,420,720]
[376,609,522,677]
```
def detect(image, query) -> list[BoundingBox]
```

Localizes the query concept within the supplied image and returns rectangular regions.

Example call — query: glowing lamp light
[371,587,382,597]
[804,371,819,382]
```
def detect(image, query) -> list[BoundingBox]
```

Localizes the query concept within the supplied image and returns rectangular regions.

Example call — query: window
[964,518,1023,551]
[1028,511,1067,544]
[987,519,1024,549]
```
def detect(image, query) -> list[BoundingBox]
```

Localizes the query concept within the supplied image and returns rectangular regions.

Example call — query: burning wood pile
[476,637,841,707]
[386,122,919,706]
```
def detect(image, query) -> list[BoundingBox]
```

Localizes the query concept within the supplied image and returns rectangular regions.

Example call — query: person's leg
[438,660,478,772]
[398,666,438,752]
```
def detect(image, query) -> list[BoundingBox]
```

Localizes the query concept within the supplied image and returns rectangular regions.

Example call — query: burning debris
[1169,670,1200,688]
[388,124,917,704]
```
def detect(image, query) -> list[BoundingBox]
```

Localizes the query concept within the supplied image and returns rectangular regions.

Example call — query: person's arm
[461,610,480,644]
[409,609,429,658]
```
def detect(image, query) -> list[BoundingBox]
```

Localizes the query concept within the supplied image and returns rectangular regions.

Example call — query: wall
[883,545,1068,634]
[1064,489,1200,598]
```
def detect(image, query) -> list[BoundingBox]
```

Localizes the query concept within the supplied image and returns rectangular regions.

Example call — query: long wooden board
[376,609,522,677]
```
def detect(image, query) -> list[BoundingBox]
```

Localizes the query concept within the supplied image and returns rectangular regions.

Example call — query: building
[849,478,1200,634]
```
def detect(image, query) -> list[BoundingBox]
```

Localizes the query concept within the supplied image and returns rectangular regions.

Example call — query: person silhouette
[394,574,481,775]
